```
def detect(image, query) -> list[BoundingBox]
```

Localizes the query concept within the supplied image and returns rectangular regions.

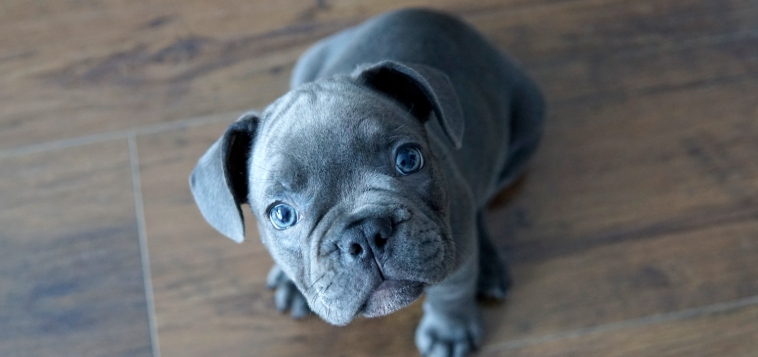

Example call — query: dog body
[190,9,544,357]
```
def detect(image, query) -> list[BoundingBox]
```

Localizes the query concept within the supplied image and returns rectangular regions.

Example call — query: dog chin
[360,280,425,318]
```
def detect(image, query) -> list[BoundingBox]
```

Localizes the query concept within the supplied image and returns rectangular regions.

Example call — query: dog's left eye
[395,146,424,175]
[269,203,298,230]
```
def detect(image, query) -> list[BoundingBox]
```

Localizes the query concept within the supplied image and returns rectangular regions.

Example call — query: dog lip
[360,279,425,318]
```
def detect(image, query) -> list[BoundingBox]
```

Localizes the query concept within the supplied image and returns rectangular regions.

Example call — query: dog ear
[189,111,259,243]
[353,61,464,148]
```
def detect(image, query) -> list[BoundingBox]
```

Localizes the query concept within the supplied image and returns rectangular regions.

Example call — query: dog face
[250,78,456,324]
[190,61,465,325]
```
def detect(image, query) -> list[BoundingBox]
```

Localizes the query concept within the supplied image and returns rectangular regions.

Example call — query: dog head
[190,61,464,325]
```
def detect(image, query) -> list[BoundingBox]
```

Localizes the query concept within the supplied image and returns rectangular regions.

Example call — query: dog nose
[339,216,393,259]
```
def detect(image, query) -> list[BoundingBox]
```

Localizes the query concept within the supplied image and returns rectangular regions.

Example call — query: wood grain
[488,77,758,263]
[0,140,151,357]
[2,0,758,356]
[481,304,758,357]
[483,220,758,344]
[2,0,755,150]
[138,115,758,356]
[131,0,758,356]
[465,0,758,103]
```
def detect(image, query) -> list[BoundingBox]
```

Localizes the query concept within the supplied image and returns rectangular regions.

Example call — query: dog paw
[266,265,311,319]
[477,247,512,300]
[415,306,482,357]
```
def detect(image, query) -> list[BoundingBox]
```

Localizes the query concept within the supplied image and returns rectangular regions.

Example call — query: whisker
[304,273,327,294]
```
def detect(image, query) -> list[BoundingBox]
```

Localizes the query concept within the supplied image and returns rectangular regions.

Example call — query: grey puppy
[190,8,544,357]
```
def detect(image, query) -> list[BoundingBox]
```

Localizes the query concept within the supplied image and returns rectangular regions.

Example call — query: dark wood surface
[0,141,152,357]
[1,0,757,356]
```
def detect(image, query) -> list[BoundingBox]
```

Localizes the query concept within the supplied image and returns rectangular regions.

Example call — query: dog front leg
[266,264,311,319]
[415,246,481,357]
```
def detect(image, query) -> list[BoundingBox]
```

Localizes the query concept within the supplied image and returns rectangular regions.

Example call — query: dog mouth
[359,279,425,318]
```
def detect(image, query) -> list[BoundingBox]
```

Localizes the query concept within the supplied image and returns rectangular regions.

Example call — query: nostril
[374,234,388,248]
[363,217,393,250]
[349,242,363,256]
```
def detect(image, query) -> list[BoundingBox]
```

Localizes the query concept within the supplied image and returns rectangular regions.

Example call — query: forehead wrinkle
[264,85,318,121]
[356,93,428,142]
[261,156,309,198]
[257,77,430,192]
[285,108,426,171]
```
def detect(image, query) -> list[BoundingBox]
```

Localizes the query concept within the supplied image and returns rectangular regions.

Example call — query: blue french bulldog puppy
[190,8,544,357]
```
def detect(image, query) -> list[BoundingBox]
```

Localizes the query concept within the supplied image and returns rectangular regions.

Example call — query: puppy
[190,8,544,357]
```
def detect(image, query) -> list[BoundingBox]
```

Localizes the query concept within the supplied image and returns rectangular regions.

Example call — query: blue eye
[395,146,424,175]
[269,203,298,230]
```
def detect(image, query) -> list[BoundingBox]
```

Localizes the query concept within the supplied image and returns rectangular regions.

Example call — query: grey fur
[190,8,544,357]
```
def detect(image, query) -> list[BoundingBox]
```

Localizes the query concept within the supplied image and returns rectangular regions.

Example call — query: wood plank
[0,140,151,357]
[488,77,758,262]
[139,119,758,356]
[483,219,758,344]
[1,0,756,150]
[134,2,758,354]
[457,0,758,115]
[478,37,758,345]
[481,303,758,356]
[2,0,756,356]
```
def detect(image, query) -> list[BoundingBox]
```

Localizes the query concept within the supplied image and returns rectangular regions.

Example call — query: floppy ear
[352,61,464,148]
[189,111,259,243]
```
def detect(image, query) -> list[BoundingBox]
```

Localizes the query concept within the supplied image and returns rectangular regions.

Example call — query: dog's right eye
[395,145,424,175]
[269,203,298,230]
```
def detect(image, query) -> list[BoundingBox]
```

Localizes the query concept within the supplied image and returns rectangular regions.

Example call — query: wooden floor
[1,0,757,356]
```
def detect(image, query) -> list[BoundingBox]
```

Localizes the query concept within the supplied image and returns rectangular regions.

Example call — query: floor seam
[0,110,242,160]
[483,294,758,353]
[128,132,162,357]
